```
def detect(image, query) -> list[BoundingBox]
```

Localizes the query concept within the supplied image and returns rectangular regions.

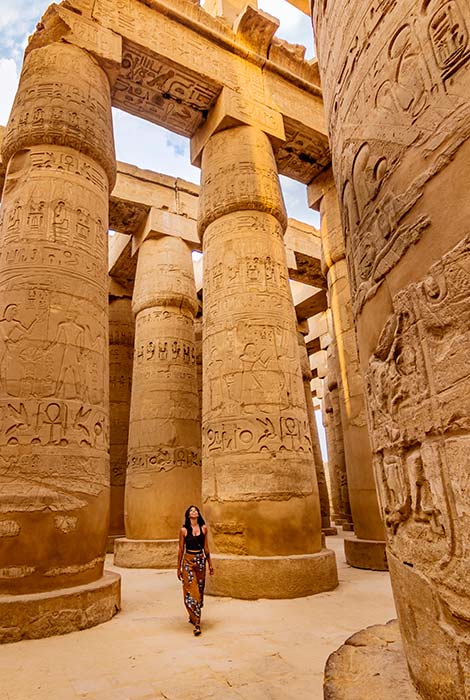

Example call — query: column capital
[27,4,122,87]
[132,207,200,256]
[190,86,285,167]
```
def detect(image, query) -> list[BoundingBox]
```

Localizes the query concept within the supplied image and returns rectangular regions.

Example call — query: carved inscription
[367,235,470,586]
[113,41,220,136]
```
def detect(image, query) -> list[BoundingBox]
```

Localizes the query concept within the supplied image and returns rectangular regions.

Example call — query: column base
[207,549,338,599]
[324,620,420,699]
[114,538,178,568]
[323,526,338,536]
[0,571,121,644]
[344,537,388,571]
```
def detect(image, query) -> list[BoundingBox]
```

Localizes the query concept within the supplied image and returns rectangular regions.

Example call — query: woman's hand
[209,565,214,576]
[177,568,183,581]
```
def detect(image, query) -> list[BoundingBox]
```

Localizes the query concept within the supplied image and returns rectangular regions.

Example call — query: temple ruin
[0,0,469,698]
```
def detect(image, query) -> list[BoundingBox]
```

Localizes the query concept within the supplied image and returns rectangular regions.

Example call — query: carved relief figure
[52,313,86,399]
[0,305,35,394]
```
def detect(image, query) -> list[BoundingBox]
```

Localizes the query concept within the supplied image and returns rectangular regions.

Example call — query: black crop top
[185,526,205,552]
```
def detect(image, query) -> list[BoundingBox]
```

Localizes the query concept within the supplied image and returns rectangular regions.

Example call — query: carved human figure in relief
[52,313,85,399]
[0,304,35,394]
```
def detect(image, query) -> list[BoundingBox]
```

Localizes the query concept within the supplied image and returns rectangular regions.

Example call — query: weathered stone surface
[198,123,336,596]
[344,538,387,571]
[124,234,201,560]
[207,549,338,600]
[324,620,420,700]
[298,330,332,530]
[313,168,385,568]
[0,571,120,644]
[114,539,178,569]
[313,0,470,696]
[0,42,114,603]
[109,294,134,542]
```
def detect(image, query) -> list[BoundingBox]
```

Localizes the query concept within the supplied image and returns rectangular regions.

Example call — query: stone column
[108,286,134,552]
[194,314,203,418]
[313,1,470,696]
[297,327,335,535]
[310,169,386,569]
[326,344,352,528]
[114,234,201,568]
[322,390,342,523]
[197,124,338,599]
[0,41,120,642]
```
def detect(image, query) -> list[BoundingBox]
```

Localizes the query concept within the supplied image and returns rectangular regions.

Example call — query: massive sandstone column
[198,124,338,598]
[326,343,352,528]
[0,41,120,641]
[310,169,386,569]
[313,0,470,697]
[297,327,333,533]
[114,234,201,567]
[108,287,134,551]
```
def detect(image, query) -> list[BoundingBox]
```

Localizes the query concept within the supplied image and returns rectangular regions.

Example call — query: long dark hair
[183,504,205,532]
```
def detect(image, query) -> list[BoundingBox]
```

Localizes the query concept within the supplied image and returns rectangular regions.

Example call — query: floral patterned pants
[182,550,206,626]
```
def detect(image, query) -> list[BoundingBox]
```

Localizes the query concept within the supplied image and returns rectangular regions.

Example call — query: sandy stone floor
[0,534,396,700]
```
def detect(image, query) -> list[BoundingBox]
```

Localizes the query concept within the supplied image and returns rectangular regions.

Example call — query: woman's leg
[182,554,202,627]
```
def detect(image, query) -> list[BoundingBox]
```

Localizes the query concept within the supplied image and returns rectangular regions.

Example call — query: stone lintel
[109,276,131,299]
[108,235,136,294]
[132,207,200,255]
[344,538,388,571]
[204,0,256,27]
[234,5,279,57]
[306,336,321,355]
[283,0,310,14]
[307,166,334,211]
[295,289,328,321]
[114,538,178,568]
[191,87,285,166]
[109,232,132,271]
[285,217,321,259]
[27,4,122,87]
[207,549,338,599]
[0,571,121,644]
[88,0,328,182]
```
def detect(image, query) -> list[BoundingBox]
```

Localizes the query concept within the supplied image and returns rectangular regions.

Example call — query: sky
[0,0,319,227]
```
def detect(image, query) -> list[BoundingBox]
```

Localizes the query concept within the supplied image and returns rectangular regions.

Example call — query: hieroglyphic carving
[2,44,115,183]
[314,2,470,691]
[112,40,220,137]
[200,125,322,559]
[314,0,470,310]
[125,235,201,543]
[0,41,113,595]
[367,234,470,585]
[276,118,330,184]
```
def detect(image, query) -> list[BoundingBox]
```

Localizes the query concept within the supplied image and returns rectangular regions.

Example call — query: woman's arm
[203,525,214,575]
[177,527,186,580]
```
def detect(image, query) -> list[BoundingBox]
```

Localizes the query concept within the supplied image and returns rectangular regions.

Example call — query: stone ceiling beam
[283,0,310,14]
[295,289,327,320]
[61,0,330,183]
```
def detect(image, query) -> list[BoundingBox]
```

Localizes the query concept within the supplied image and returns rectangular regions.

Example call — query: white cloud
[0,58,18,126]
[0,0,50,62]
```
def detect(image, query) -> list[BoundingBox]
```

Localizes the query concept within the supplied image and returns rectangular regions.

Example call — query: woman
[177,505,214,636]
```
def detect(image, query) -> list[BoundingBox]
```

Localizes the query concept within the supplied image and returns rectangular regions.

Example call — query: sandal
[193,625,201,636]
